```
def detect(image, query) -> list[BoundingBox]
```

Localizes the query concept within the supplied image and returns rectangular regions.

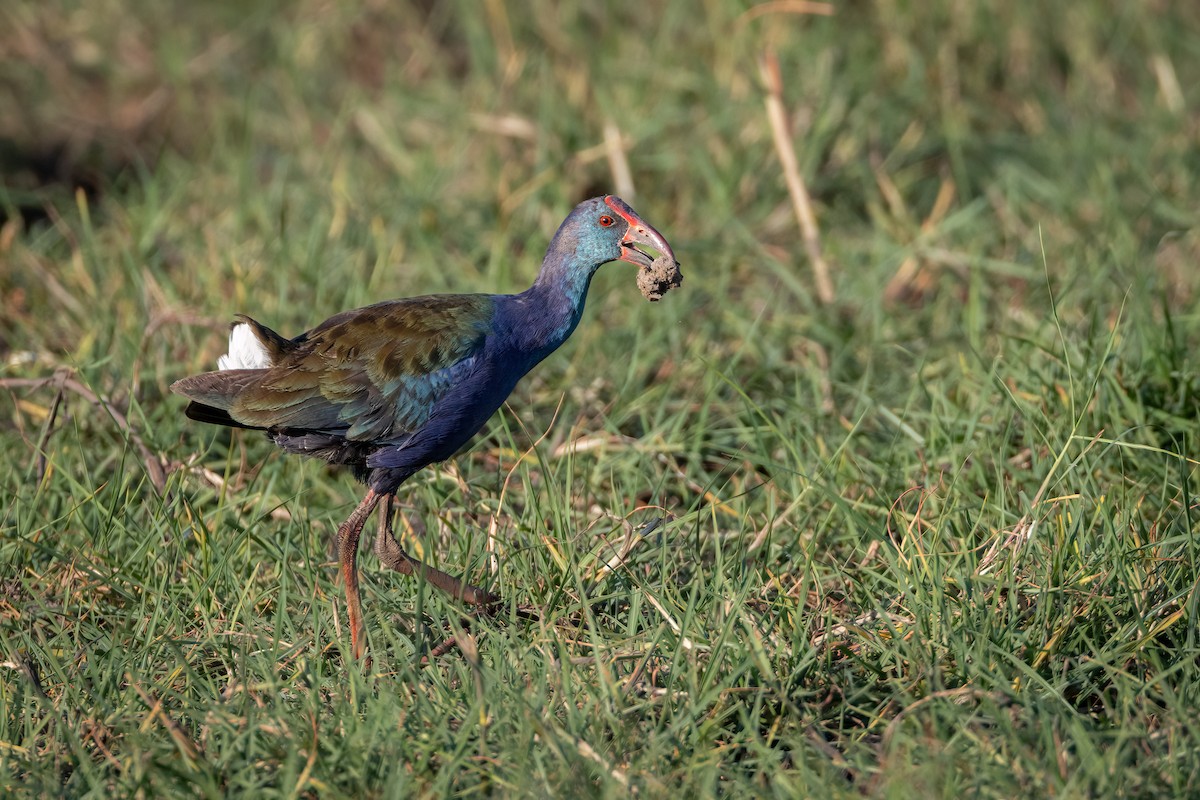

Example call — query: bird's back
[172,294,498,467]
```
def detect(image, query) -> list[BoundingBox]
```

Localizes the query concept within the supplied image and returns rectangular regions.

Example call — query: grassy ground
[3,0,1200,796]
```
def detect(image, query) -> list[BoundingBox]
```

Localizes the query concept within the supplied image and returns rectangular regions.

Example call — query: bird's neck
[505,247,600,362]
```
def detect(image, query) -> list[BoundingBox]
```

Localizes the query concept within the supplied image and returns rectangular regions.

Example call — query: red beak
[604,196,677,269]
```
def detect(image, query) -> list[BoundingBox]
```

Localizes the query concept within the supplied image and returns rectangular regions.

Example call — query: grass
[2,0,1199,796]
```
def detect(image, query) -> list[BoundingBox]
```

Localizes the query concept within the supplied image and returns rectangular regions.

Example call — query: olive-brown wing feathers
[171,296,494,444]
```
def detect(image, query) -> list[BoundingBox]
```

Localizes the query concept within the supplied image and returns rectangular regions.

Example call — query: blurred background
[3,0,1200,795]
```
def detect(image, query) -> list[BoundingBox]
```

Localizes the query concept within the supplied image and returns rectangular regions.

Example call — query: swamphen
[172,196,679,659]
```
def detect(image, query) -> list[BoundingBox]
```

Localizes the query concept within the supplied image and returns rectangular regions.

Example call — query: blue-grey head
[542,196,676,281]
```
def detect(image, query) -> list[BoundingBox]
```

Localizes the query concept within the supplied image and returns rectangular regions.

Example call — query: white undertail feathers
[218,323,272,370]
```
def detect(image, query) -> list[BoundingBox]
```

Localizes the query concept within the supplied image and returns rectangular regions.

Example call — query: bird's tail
[171,369,267,431]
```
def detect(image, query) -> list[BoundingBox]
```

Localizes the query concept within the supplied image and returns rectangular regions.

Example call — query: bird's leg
[374,494,499,607]
[337,488,381,660]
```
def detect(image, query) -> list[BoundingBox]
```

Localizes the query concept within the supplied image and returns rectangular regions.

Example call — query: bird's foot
[373,513,500,608]
[420,604,497,665]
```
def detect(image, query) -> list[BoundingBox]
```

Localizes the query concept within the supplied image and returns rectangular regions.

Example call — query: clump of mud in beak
[637,255,683,301]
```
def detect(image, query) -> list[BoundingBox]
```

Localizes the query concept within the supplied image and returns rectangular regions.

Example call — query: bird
[172,195,678,659]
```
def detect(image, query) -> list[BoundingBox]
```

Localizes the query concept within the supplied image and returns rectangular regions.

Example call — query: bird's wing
[227,294,494,442]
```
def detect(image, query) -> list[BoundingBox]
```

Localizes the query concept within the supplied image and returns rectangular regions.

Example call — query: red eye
[599,215,615,227]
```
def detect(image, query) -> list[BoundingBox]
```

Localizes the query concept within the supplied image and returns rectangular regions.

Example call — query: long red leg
[373,493,499,607]
[336,489,381,659]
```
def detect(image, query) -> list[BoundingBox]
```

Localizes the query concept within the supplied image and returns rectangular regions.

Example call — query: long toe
[460,583,500,608]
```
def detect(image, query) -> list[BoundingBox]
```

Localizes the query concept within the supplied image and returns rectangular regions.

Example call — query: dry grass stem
[760,50,834,305]
[603,120,635,200]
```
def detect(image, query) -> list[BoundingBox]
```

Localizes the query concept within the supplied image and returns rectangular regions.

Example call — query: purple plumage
[171,195,677,659]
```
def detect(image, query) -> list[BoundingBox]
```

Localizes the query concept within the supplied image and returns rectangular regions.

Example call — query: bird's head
[556,195,677,272]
